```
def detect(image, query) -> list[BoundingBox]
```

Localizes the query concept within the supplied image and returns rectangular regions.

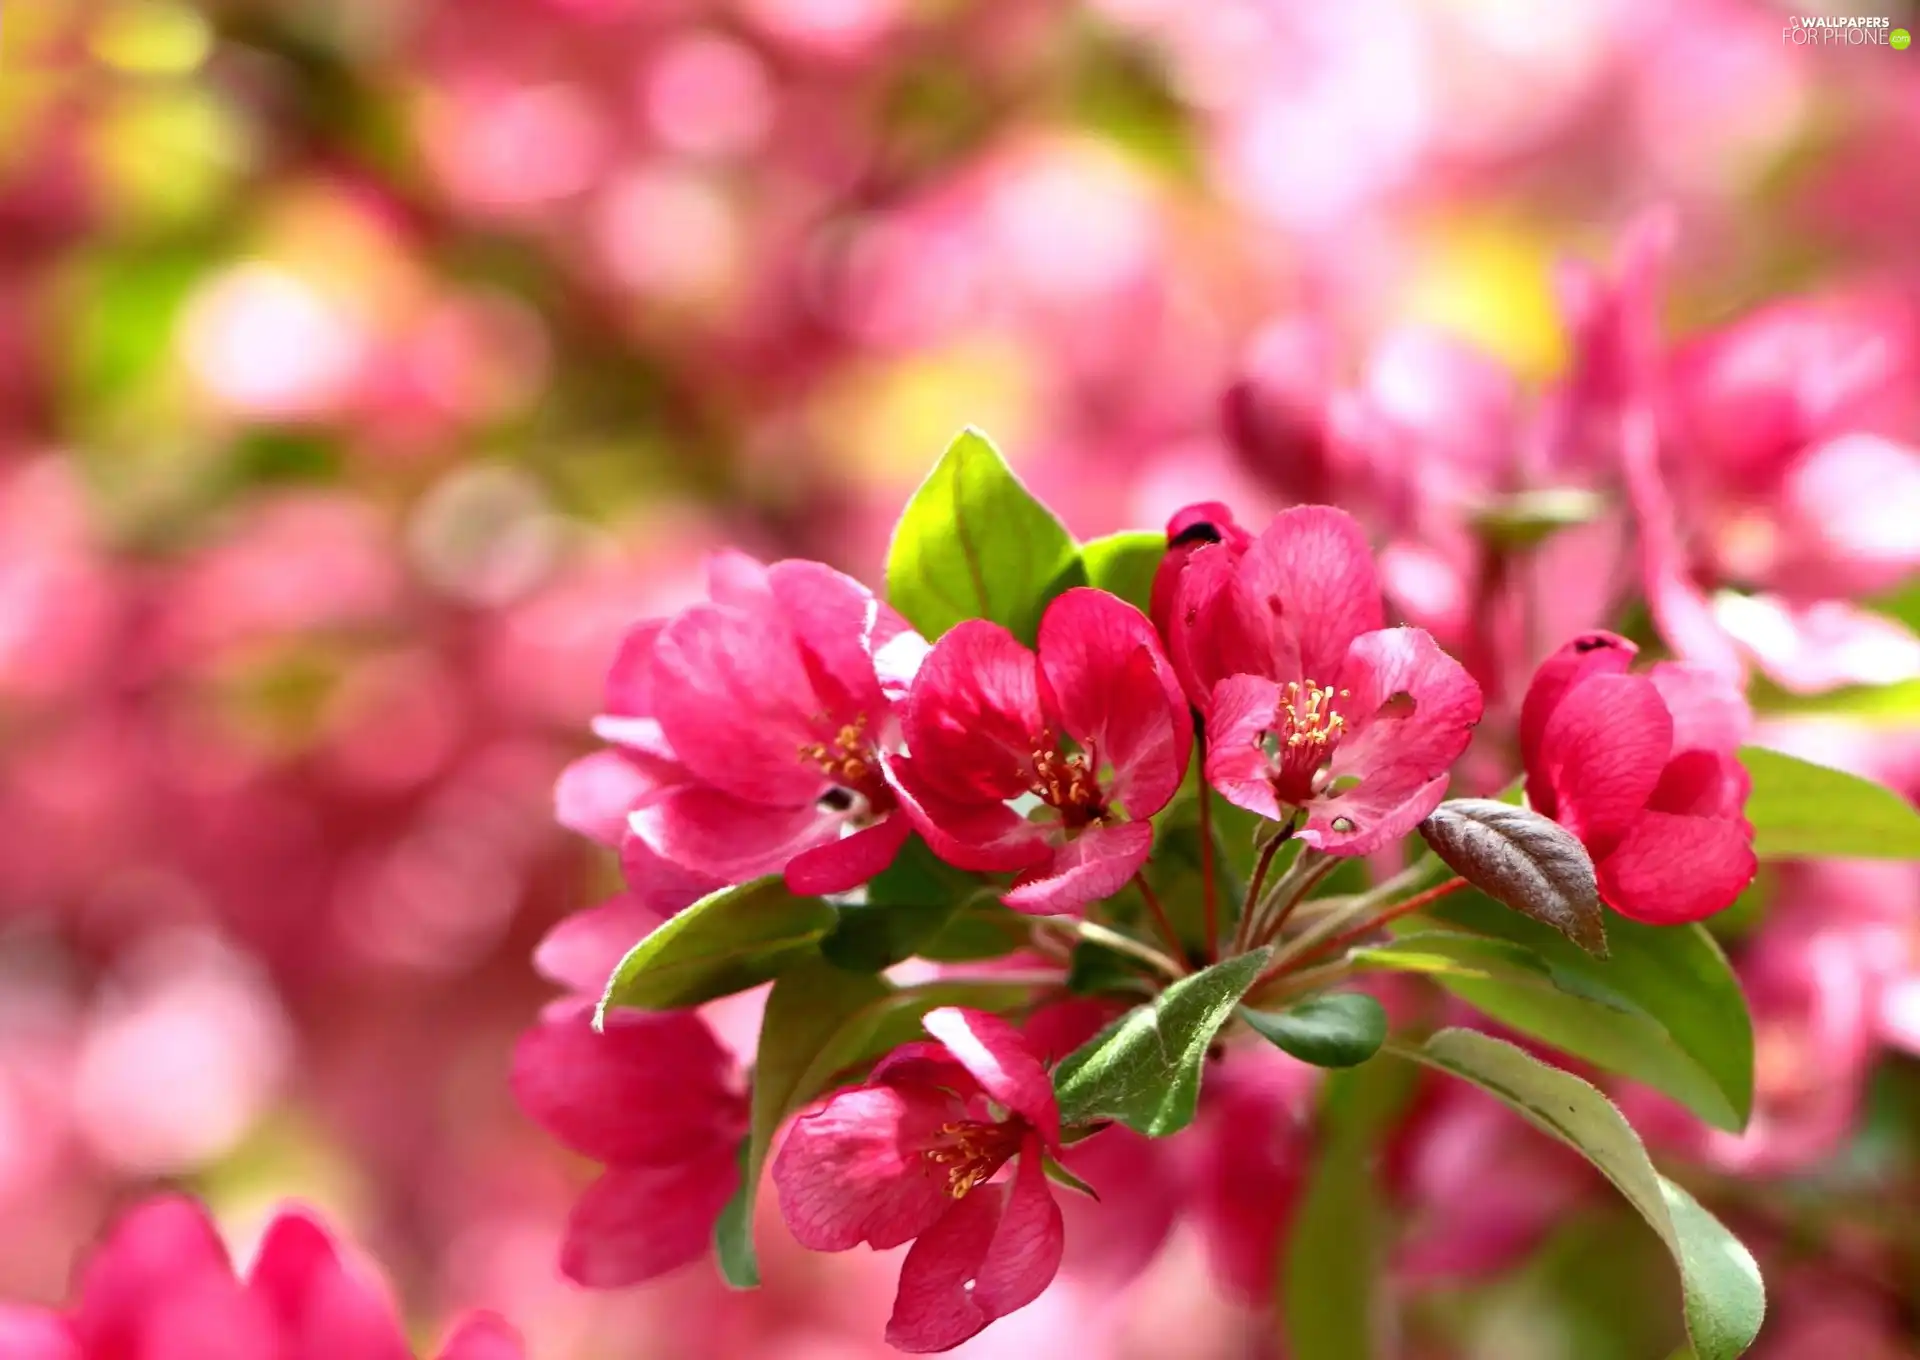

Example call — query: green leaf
[1280,1058,1416,1360]
[1053,949,1270,1136]
[1041,1155,1100,1201]
[885,427,1084,643]
[1078,530,1165,615]
[713,1141,760,1289]
[1376,893,1754,1132]
[914,898,1033,962]
[1242,993,1387,1068]
[1740,745,1920,859]
[820,836,977,972]
[1065,939,1151,996]
[1400,1029,1765,1360]
[597,877,838,1018]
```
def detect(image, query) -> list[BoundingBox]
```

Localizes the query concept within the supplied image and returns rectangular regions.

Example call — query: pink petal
[1332,626,1483,789]
[922,1009,1059,1146]
[533,894,666,996]
[71,1196,239,1355]
[903,621,1045,804]
[1035,589,1189,812]
[1781,432,1920,597]
[435,1313,527,1360]
[1203,675,1285,820]
[1518,633,1638,801]
[560,1149,739,1288]
[246,1211,410,1360]
[616,832,725,916]
[1597,813,1757,924]
[1717,594,1920,694]
[769,560,893,722]
[786,814,911,895]
[1647,750,1748,820]
[1151,503,1249,642]
[1168,547,1272,711]
[1300,772,1451,857]
[1002,820,1153,919]
[604,618,666,718]
[0,1307,78,1360]
[1538,673,1672,859]
[652,603,825,805]
[510,1006,740,1165]
[705,548,772,607]
[1648,661,1750,757]
[885,1145,1063,1353]
[771,1084,956,1251]
[554,751,660,848]
[1237,505,1385,684]
[630,782,837,884]
[1055,1127,1179,1285]
[885,752,1051,873]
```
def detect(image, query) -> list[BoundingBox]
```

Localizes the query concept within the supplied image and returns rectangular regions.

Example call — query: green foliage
[885,427,1085,644]
[597,878,837,1018]
[1053,949,1269,1136]
[820,836,979,972]
[1364,891,1754,1132]
[713,1141,760,1289]
[1740,745,1920,859]
[1401,1030,1765,1360]
[1077,530,1165,616]
[1242,993,1388,1068]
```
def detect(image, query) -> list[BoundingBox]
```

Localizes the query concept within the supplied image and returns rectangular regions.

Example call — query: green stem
[1132,874,1188,973]
[1292,876,1470,968]
[1197,777,1220,963]
[1233,822,1291,954]
[1070,919,1186,982]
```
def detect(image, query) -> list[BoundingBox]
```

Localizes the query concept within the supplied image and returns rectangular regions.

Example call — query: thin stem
[1252,854,1338,948]
[1197,777,1220,963]
[1071,920,1185,982]
[1259,862,1437,977]
[1245,958,1354,1009]
[1293,876,1469,968]
[1233,824,1292,955]
[1133,874,1187,972]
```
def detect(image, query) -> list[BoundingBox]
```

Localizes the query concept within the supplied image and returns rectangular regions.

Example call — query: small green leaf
[1242,993,1387,1068]
[1078,530,1165,615]
[1740,745,1920,859]
[820,836,977,972]
[1041,1155,1101,1201]
[1400,1029,1765,1360]
[1378,893,1754,1132]
[914,898,1033,962]
[713,1141,760,1289]
[885,427,1084,643]
[1053,949,1270,1136]
[1281,1058,1416,1360]
[597,878,838,1018]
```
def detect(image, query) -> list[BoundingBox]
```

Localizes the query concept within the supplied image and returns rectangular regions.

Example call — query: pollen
[799,714,873,786]
[1277,679,1349,750]
[1029,745,1104,823]
[924,1120,1020,1199]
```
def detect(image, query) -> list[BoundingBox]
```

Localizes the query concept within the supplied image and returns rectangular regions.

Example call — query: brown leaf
[1419,800,1606,956]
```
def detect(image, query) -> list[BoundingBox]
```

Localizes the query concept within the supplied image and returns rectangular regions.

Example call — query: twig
[1291,877,1470,968]
[1197,778,1220,963]
[1071,919,1186,982]
[1132,874,1187,973]
[1233,824,1293,954]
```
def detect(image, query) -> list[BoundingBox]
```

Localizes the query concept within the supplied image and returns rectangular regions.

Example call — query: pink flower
[1188,1044,1318,1303]
[1148,502,1251,665]
[885,588,1190,917]
[772,1007,1065,1353]
[0,1194,522,1359]
[1177,506,1483,854]
[510,1003,747,1287]
[1520,630,1758,924]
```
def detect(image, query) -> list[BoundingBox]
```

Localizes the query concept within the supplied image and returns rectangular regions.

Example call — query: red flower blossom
[560,551,927,898]
[885,588,1190,916]
[0,1195,522,1359]
[1175,506,1483,854]
[1149,501,1251,670]
[510,1004,747,1287]
[1520,630,1758,923]
[771,1008,1065,1353]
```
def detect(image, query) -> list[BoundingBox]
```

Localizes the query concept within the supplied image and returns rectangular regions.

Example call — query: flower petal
[0,1307,78,1360]
[885,1146,1063,1353]
[1203,675,1285,820]
[247,1210,410,1360]
[554,751,662,848]
[435,1313,527,1360]
[615,832,725,916]
[769,559,892,722]
[510,1006,740,1165]
[1301,773,1450,857]
[1331,626,1482,791]
[921,1010,1059,1147]
[604,618,665,718]
[785,814,911,896]
[560,1150,738,1288]
[533,894,665,996]
[70,1197,272,1360]
[903,622,1044,804]
[1167,547,1271,710]
[1002,820,1153,919]
[1648,661,1750,757]
[1538,672,1672,858]
[1647,750,1749,820]
[886,753,1050,873]
[1518,633,1638,805]
[630,783,838,884]
[1237,505,1385,684]
[772,1083,956,1251]
[1597,812,1757,924]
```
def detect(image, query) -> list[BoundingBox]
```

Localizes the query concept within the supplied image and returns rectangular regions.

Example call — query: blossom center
[798,713,898,821]
[923,1119,1023,1199]
[1261,678,1349,802]
[1029,744,1106,828]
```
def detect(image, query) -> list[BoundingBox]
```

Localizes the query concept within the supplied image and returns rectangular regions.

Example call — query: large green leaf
[1243,993,1387,1068]
[820,835,980,972]
[1401,1030,1765,1360]
[885,427,1084,644]
[1280,1058,1414,1360]
[1369,892,1754,1132]
[597,878,837,1018]
[713,1141,759,1289]
[1740,745,1920,859]
[1053,949,1269,1136]
[1078,530,1165,615]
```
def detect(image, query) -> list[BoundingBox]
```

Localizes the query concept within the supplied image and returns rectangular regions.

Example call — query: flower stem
[1197,777,1220,963]
[1233,822,1292,955]
[1293,876,1470,967]
[1133,873,1187,972]
[1072,919,1185,982]
[1252,853,1338,948]
[1245,958,1354,1009]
